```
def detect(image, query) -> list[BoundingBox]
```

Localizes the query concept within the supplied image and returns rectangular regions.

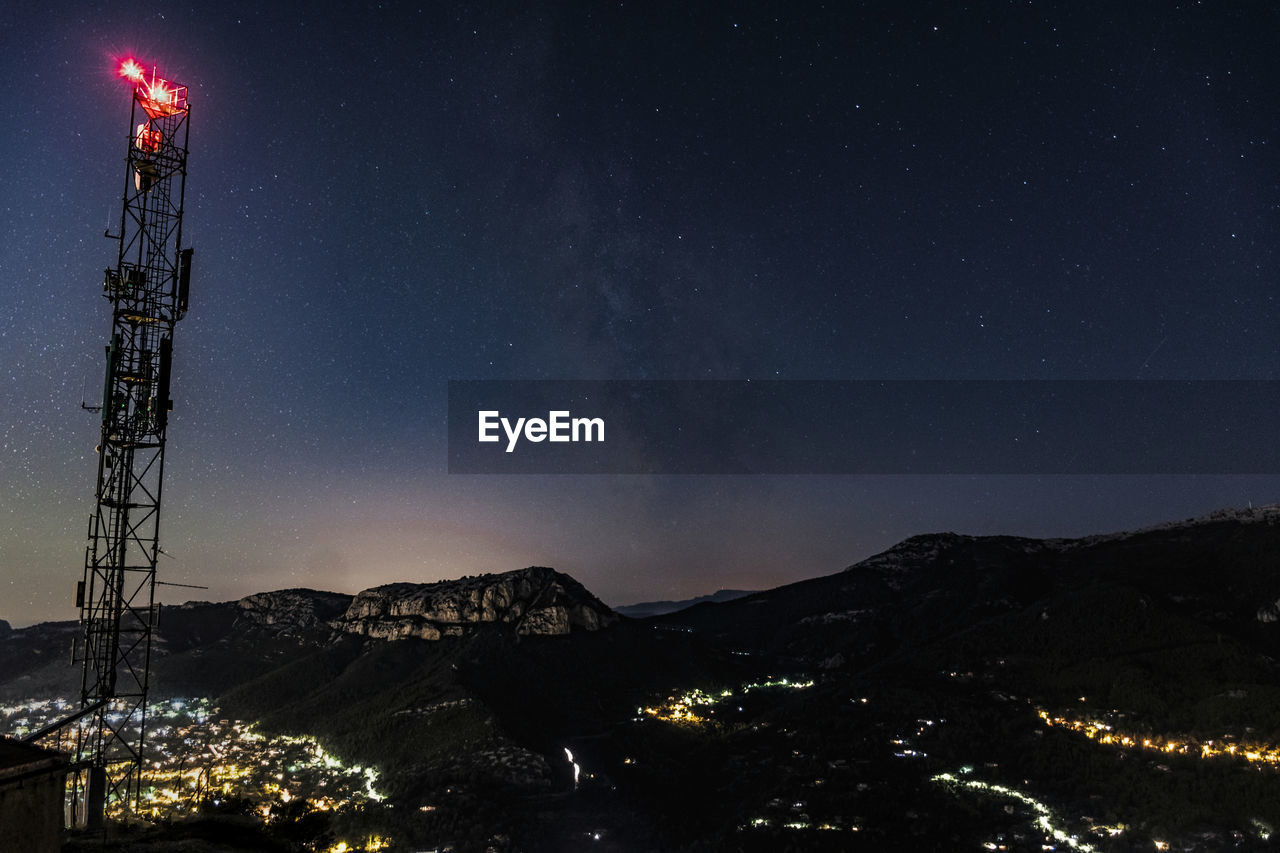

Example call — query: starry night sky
[2,1,1277,626]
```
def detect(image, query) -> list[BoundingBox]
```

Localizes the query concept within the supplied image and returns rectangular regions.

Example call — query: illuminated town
[637,676,816,727]
[2,697,388,851]
[6,678,1280,849]
[1037,707,1280,767]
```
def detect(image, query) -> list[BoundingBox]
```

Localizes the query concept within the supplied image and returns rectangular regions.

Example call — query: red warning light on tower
[115,57,188,117]
[119,58,145,82]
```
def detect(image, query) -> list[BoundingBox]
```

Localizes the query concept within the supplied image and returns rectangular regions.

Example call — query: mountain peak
[332,566,617,641]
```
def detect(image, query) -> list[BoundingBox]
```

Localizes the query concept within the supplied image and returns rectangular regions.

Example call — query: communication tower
[72,58,193,828]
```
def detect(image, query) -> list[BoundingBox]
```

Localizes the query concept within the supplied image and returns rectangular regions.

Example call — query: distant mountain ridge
[614,589,757,618]
[6,507,1278,698]
[0,566,617,702]
[169,566,618,642]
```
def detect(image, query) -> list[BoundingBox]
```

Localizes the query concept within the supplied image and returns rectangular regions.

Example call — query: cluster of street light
[933,770,1099,852]
[638,676,815,726]
[1037,707,1280,766]
[2,696,383,823]
[23,690,1276,849]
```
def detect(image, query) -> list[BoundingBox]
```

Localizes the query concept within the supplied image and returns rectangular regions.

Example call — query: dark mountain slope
[656,507,1280,664]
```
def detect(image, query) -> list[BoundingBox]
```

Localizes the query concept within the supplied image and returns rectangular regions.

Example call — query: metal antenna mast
[73,58,192,829]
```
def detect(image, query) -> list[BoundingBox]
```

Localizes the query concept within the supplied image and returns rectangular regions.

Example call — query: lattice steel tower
[73,59,192,829]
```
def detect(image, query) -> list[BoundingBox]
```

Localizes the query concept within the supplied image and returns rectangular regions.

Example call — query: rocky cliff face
[333,566,617,641]
[235,589,353,633]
